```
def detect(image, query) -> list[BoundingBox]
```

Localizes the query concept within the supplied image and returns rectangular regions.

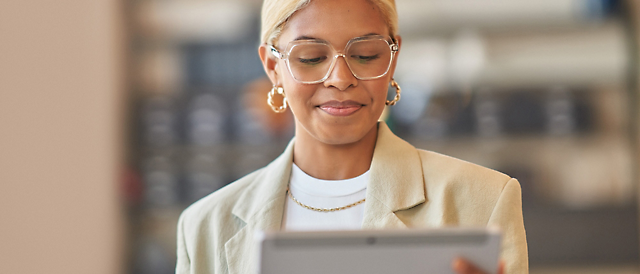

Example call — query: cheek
[277,65,305,106]
[367,80,391,119]
[282,82,314,114]
[366,80,390,104]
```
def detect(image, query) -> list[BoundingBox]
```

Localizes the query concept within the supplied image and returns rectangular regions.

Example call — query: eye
[351,54,380,64]
[298,56,328,65]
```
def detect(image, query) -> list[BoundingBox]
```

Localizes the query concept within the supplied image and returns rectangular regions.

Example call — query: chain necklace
[286,188,365,212]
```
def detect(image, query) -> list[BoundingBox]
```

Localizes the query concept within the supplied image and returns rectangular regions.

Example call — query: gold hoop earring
[386,79,401,106]
[267,86,288,113]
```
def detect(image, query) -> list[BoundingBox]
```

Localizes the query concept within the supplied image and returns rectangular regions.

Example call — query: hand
[452,258,504,274]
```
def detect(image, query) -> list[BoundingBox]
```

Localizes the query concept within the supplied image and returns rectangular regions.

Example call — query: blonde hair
[260,0,398,45]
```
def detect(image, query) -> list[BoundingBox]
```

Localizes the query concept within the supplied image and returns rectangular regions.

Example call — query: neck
[293,123,378,180]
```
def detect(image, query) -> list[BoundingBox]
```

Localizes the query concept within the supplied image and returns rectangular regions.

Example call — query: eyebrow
[292,33,381,42]
[293,35,323,42]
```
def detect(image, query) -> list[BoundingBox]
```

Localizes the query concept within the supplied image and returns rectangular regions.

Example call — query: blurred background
[2,0,640,273]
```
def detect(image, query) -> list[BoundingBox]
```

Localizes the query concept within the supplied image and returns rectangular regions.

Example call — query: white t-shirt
[282,163,368,231]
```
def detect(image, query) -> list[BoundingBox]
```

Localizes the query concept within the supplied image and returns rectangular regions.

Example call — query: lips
[317,100,364,116]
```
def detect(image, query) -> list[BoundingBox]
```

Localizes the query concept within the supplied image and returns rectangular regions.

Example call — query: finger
[452,258,484,274]
[497,261,505,274]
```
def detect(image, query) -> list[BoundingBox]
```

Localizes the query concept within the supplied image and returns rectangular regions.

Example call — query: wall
[0,0,124,273]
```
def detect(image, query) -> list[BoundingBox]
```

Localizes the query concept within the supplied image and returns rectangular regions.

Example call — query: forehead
[277,0,389,49]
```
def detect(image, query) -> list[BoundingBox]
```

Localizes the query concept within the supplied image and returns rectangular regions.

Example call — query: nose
[323,54,357,91]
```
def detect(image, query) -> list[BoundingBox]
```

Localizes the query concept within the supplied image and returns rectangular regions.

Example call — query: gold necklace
[286,187,366,212]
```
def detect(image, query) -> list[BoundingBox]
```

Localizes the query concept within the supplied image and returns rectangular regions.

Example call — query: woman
[176,0,528,273]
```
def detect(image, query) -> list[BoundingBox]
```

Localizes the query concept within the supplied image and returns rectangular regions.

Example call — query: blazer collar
[362,122,427,229]
[230,139,294,227]
[226,139,294,274]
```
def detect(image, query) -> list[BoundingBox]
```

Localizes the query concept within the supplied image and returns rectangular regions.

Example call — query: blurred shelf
[398,0,616,35]
[525,205,639,265]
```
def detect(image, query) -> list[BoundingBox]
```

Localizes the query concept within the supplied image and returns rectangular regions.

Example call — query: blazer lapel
[225,140,294,274]
[363,122,426,229]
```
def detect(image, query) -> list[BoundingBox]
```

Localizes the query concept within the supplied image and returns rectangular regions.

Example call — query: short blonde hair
[260,0,398,45]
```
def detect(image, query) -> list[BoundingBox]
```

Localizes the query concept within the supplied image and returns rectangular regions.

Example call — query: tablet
[257,227,501,274]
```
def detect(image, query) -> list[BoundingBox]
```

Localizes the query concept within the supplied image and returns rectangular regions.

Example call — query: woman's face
[263,0,399,146]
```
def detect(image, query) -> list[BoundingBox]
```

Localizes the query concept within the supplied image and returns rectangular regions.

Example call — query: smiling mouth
[317,100,364,116]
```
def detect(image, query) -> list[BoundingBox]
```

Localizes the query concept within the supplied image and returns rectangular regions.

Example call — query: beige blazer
[176,122,529,274]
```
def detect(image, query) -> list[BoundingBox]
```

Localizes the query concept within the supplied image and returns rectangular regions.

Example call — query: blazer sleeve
[176,212,191,274]
[487,178,529,274]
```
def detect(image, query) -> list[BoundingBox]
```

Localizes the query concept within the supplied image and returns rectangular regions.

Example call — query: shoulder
[376,122,512,191]
[413,148,518,224]
[179,138,294,232]
[179,167,265,230]
[416,148,512,190]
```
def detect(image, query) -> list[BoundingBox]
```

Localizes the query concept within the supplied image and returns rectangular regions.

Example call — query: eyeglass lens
[287,39,392,83]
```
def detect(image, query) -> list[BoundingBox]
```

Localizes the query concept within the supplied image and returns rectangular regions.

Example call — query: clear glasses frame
[269,35,399,84]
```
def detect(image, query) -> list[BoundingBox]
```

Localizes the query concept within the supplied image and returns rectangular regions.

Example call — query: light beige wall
[0,0,124,273]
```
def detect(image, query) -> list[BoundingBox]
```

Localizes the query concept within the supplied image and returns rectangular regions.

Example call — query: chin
[312,122,376,146]
[317,134,365,146]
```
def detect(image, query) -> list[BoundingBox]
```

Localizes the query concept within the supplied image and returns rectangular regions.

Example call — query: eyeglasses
[269,35,399,84]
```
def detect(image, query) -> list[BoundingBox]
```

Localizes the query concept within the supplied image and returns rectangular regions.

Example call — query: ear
[259,44,280,86]
[388,34,402,78]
